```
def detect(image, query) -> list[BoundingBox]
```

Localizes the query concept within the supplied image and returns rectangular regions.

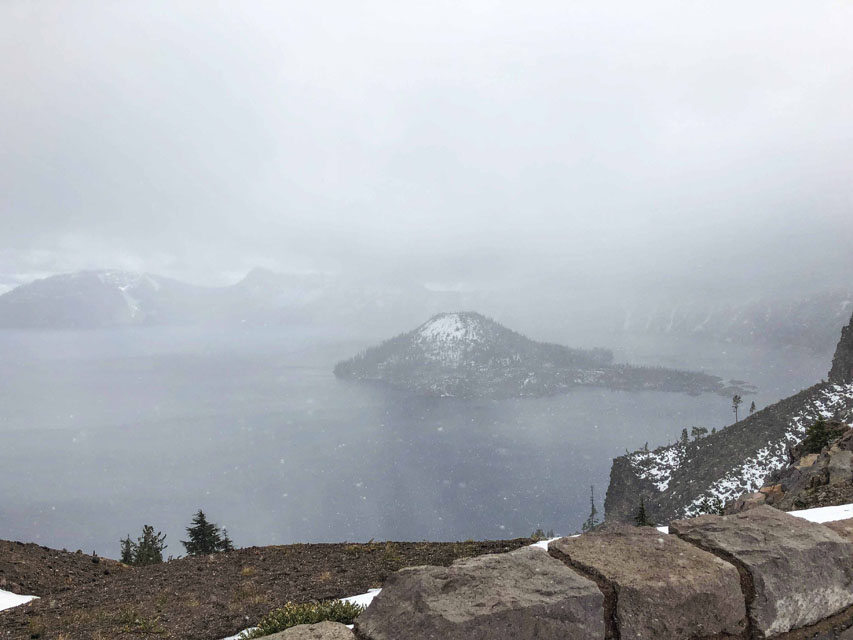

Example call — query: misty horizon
[2,1,853,301]
[4,4,853,636]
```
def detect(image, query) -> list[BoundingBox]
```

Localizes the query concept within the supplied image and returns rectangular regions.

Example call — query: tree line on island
[119,509,233,566]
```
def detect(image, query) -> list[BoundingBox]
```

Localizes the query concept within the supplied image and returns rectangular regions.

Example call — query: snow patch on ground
[342,587,382,609]
[530,536,565,550]
[222,628,257,640]
[790,502,853,524]
[682,383,853,517]
[0,590,37,612]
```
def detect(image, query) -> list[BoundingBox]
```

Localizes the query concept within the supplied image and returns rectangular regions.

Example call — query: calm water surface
[0,326,831,556]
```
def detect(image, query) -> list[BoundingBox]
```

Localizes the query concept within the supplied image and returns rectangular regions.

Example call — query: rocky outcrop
[606,313,853,524]
[727,424,853,513]
[831,318,853,385]
[606,383,853,523]
[671,506,853,637]
[353,546,604,640]
[825,517,853,542]
[548,525,745,639]
[266,622,354,639]
[354,507,853,639]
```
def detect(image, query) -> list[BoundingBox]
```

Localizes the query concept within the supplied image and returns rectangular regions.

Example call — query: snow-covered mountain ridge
[0,269,467,333]
[0,270,186,328]
[0,270,850,354]
[615,290,853,352]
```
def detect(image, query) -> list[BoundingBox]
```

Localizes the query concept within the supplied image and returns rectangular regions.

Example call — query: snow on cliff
[625,383,853,517]
[625,445,686,492]
[682,382,853,516]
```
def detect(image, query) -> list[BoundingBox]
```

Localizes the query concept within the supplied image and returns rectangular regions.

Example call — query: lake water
[0,326,832,557]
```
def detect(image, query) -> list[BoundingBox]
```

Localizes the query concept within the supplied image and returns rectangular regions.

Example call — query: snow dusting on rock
[627,445,686,492]
[682,383,853,517]
[414,313,484,364]
[624,383,853,517]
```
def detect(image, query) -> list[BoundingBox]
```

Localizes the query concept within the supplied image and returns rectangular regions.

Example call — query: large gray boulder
[670,505,853,637]
[263,622,354,639]
[548,525,746,639]
[823,517,853,542]
[828,448,853,485]
[354,546,604,640]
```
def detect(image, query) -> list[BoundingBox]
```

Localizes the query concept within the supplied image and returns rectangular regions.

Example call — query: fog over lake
[2,0,853,569]
[0,326,828,556]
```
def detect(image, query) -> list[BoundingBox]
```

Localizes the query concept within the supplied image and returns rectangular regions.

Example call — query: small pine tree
[182,509,233,555]
[120,535,135,564]
[134,525,167,566]
[749,401,756,415]
[690,426,708,439]
[732,395,743,422]
[800,417,843,454]
[680,428,689,445]
[635,497,652,527]
[582,486,599,533]
[220,528,235,552]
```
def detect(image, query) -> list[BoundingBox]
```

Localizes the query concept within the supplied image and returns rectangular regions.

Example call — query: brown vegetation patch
[0,539,532,640]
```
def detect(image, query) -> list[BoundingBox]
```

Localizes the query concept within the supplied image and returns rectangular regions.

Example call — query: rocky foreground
[0,540,531,640]
[280,506,853,640]
[8,512,853,639]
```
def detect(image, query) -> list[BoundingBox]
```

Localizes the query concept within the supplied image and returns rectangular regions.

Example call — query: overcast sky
[2,1,852,296]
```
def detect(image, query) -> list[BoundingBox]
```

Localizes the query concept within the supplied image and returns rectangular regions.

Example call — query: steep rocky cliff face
[605,313,853,524]
[830,317,853,384]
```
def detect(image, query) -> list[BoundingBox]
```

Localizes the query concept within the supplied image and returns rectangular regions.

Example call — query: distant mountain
[334,312,747,399]
[226,268,469,331]
[0,268,464,333]
[605,312,853,524]
[613,289,853,353]
[0,269,849,356]
[0,270,220,329]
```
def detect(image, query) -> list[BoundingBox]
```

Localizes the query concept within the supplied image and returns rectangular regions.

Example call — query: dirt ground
[0,538,533,640]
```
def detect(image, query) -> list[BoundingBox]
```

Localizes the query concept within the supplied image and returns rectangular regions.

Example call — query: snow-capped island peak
[334,312,748,399]
[416,312,484,344]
